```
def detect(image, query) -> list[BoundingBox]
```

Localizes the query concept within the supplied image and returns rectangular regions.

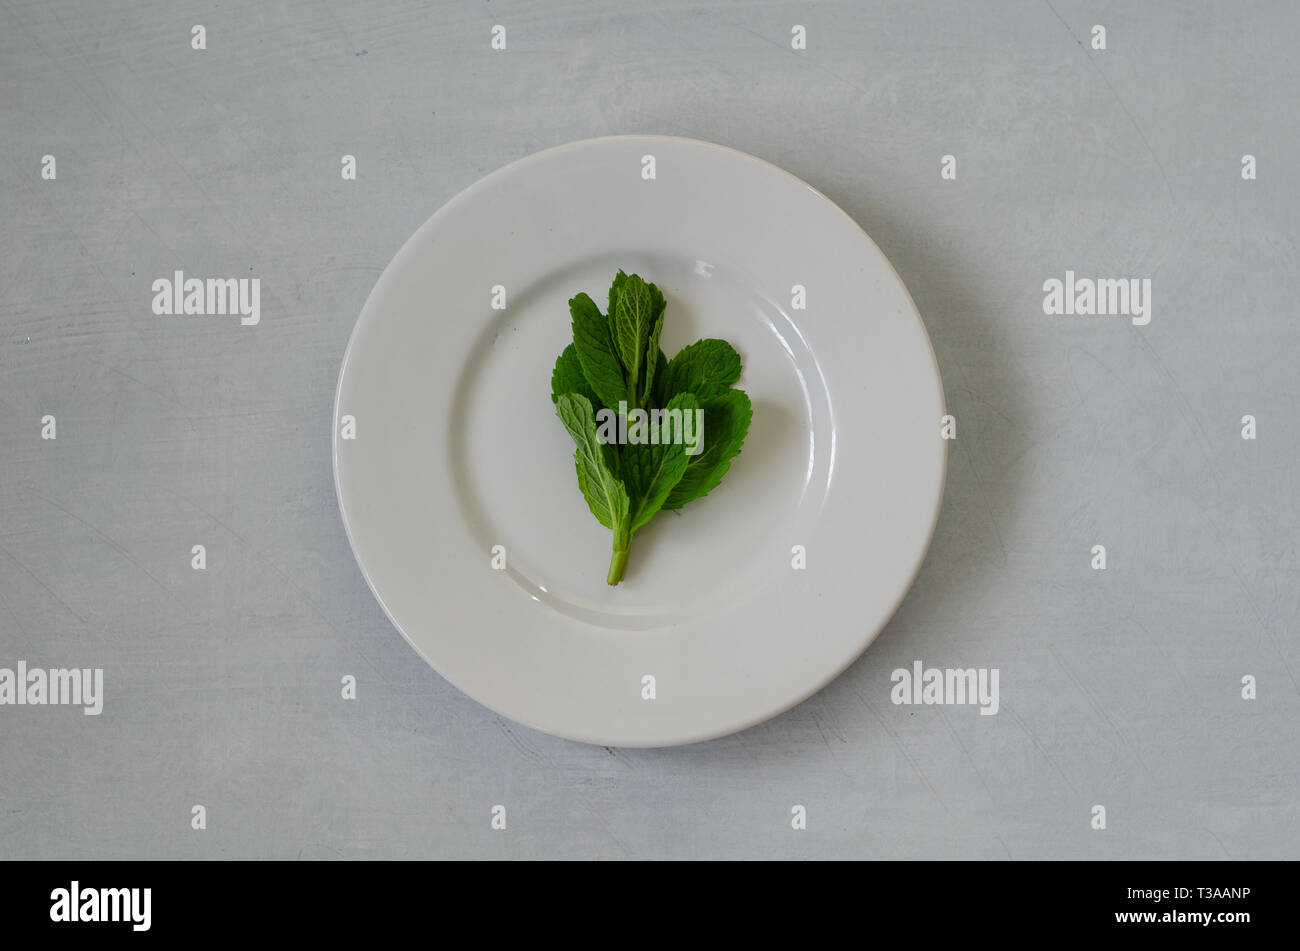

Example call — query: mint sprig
[551,271,752,585]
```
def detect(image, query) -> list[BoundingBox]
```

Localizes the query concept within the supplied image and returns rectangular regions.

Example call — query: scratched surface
[1,0,1297,859]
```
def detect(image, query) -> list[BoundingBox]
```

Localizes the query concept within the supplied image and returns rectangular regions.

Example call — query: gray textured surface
[1,0,1297,860]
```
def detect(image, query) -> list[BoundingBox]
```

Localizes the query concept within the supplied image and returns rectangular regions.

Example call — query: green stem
[607,547,630,586]
[607,518,631,585]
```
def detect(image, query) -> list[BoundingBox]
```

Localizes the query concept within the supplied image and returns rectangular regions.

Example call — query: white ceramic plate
[334,135,945,747]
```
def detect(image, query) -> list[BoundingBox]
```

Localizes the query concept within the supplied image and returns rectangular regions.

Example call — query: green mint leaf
[622,392,699,532]
[554,393,630,534]
[655,338,742,404]
[641,283,666,405]
[551,343,601,409]
[663,388,752,509]
[607,270,628,332]
[570,292,629,409]
[650,348,668,400]
[612,274,654,403]
[556,272,752,585]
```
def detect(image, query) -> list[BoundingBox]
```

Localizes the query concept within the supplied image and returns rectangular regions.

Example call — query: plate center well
[448,252,834,629]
